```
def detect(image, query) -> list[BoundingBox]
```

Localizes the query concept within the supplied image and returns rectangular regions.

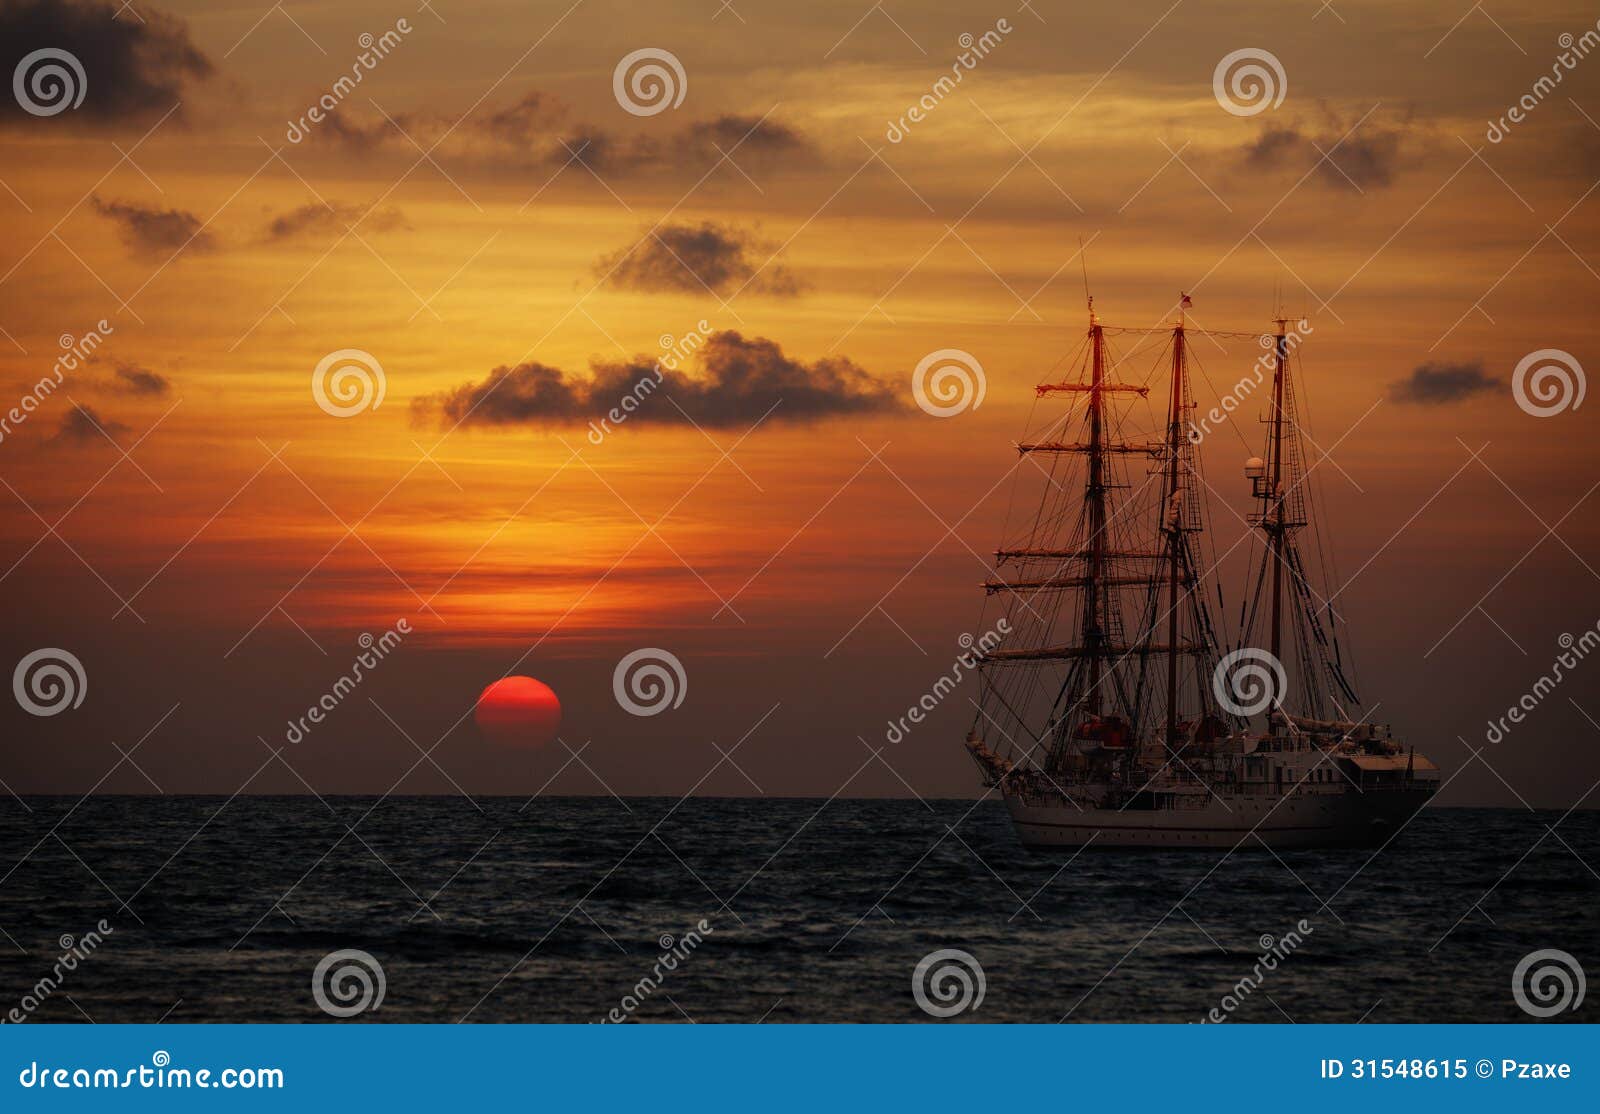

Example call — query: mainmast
[1267,317,1288,685]
[1083,303,1107,717]
[1163,318,1186,749]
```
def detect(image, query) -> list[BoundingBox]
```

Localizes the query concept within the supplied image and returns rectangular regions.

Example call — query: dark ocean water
[0,798,1594,1024]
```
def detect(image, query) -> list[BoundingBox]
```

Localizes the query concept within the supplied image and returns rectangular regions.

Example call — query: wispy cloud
[92,196,215,258]
[597,222,802,297]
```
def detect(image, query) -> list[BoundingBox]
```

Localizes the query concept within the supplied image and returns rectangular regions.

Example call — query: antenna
[1078,236,1094,324]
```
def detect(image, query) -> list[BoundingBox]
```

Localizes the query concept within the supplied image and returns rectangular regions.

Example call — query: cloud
[0,0,211,129]
[413,330,902,431]
[679,114,811,162]
[307,95,813,180]
[1389,360,1499,404]
[1240,117,1407,191]
[480,91,568,147]
[92,196,215,258]
[53,402,129,443]
[262,201,408,242]
[596,222,802,297]
[108,362,170,396]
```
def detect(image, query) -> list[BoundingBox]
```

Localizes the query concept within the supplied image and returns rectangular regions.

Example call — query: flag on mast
[1180,292,1193,308]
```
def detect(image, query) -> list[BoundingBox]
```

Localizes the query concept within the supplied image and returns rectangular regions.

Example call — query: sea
[0,798,1594,1023]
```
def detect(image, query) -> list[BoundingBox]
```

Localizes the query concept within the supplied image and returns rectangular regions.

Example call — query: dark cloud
[108,362,169,396]
[413,330,902,431]
[0,0,211,129]
[596,222,802,297]
[315,111,393,152]
[680,115,811,162]
[1389,360,1499,404]
[308,96,813,180]
[92,196,215,258]
[1240,118,1407,191]
[263,201,408,242]
[53,402,129,443]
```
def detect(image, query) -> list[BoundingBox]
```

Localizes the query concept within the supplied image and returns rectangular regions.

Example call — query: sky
[0,0,1597,806]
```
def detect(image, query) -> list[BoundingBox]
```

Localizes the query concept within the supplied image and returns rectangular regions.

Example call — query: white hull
[1004,785,1434,850]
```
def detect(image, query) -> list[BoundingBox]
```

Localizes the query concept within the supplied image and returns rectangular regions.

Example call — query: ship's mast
[1083,303,1107,717]
[1267,316,1288,706]
[1163,317,1186,749]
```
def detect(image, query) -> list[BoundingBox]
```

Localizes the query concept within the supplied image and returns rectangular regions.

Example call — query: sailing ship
[964,298,1439,850]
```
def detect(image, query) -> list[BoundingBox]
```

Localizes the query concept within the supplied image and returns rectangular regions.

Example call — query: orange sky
[1,0,1597,804]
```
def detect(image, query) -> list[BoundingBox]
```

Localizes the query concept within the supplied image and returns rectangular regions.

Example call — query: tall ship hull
[1002,777,1436,851]
[963,295,1440,852]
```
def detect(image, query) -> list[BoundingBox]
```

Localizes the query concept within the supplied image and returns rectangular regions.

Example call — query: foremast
[1243,316,1359,725]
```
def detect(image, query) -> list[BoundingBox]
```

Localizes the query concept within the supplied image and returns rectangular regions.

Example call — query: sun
[473,676,561,747]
